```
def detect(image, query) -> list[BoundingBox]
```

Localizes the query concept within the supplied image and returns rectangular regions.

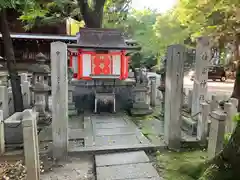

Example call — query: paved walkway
[95,151,162,180]
[39,113,164,179]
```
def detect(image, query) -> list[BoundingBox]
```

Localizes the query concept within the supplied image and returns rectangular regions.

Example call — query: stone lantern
[30,82,51,122]
[29,53,51,121]
[130,69,152,116]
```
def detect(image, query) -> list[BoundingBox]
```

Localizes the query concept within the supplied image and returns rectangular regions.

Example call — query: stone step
[181,116,197,136]
[133,103,151,109]
[95,151,162,180]
[68,109,78,116]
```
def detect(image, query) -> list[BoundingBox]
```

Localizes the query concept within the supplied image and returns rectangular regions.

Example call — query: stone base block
[4,112,24,144]
[4,122,23,144]
[130,108,153,116]
[181,116,197,135]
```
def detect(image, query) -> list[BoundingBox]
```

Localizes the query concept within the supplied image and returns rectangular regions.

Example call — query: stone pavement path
[95,151,162,180]
[68,113,163,153]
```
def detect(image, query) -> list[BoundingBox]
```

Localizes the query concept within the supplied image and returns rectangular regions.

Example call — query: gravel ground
[40,155,95,180]
[0,154,95,180]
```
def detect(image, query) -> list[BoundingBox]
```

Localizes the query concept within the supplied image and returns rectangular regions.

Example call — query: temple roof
[76,28,140,50]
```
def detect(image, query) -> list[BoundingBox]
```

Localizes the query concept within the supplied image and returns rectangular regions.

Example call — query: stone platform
[39,113,164,154]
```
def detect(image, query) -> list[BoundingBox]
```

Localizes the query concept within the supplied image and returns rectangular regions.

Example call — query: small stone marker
[208,110,226,159]
[22,110,40,180]
[164,44,186,150]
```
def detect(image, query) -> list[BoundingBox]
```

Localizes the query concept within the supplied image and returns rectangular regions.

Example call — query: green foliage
[224,133,232,146]
[153,11,190,55]
[175,0,240,43]
[233,113,240,122]
[106,9,161,67]
[19,0,132,29]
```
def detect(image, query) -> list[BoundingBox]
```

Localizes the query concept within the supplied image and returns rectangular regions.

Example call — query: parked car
[190,66,227,82]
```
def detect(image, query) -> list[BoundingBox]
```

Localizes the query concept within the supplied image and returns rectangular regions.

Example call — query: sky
[131,0,177,13]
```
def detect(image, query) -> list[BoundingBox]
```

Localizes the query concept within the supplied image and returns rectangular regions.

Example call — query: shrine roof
[0,33,77,41]
[76,28,140,50]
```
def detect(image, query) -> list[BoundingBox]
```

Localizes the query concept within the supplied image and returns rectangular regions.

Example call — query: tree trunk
[231,35,240,111]
[78,0,106,28]
[0,9,24,112]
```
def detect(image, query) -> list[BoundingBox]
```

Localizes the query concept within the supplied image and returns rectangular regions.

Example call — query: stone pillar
[150,78,156,107]
[208,111,226,159]
[197,102,210,143]
[22,81,31,109]
[0,110,4,154]
[164,45,186,150]
[22,110,40,180]
[68,84,77,116]
[51,42,68,160]
[192,37,211,119]
[0,86,9,119]
[210,95,218,111]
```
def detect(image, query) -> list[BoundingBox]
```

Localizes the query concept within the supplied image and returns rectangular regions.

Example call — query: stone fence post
[197,102,210,144]
[0,110,4,154]
[225,98,238,133]
[150,79,156,107]
[210,95,218,112]
[22,110,40,180]
[208,110,226,159]
[224,102,233,134]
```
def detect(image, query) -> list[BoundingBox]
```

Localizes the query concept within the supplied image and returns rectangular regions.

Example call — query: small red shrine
[68,28,139,80]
